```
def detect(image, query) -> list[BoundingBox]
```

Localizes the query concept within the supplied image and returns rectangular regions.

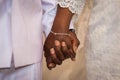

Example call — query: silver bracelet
[50,31,70,36]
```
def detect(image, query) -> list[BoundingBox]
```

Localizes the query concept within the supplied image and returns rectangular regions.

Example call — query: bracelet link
[50,31,70,36]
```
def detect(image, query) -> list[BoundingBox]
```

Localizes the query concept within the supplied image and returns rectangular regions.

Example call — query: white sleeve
[57,0,85,15]
[42,0,57,37]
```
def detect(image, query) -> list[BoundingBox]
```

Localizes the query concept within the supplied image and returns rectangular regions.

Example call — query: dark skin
[44,5,80,70]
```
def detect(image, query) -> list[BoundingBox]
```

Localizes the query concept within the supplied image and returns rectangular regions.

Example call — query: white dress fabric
[57,0,85,14]
[86,0,120,80]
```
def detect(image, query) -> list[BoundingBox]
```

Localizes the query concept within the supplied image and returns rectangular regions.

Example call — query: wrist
[51,5,73,33]
[51,24,69,33]
[50,30,70,36]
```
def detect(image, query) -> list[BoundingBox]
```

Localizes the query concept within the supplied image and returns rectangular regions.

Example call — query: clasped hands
[44,30,80,70]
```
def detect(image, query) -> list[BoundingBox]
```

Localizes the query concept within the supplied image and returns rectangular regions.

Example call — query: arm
[51,5,74,33]
[42,0,85,36]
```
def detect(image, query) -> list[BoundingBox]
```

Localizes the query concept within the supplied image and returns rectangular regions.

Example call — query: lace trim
[57,0,85,14]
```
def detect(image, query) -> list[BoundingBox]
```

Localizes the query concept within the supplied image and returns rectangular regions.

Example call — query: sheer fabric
[57,0,85,14]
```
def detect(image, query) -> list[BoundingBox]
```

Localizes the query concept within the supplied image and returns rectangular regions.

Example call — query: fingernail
[50,48,55,54]
[49,63,54,67]
[62,42,66,46]
[48,63,56,68]
[55,40,60,46]
[48,64,54,70]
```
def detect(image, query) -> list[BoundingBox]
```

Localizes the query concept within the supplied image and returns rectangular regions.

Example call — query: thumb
[72,39,80,52]
[70,32,80,52]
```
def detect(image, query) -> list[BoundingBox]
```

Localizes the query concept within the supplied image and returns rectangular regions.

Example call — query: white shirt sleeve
[42,0,85,37]
[42,0,57,37]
